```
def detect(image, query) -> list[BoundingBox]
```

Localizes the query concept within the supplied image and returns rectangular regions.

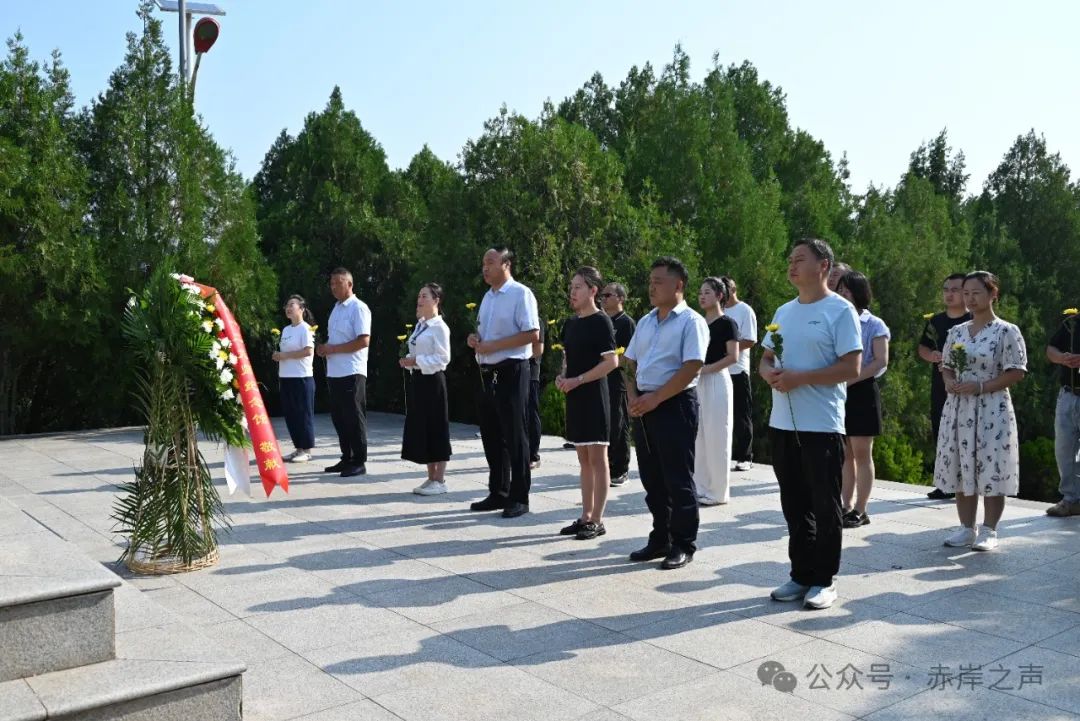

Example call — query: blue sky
[7,1,1079,193]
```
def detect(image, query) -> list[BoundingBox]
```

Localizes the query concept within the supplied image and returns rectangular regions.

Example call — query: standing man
[601,282,636,486]
[316,268,372,477]
[723,276,758,471]
[527,323,544,469]
[468,247,540,518]
[1046,308,1080,517]
[918,273,971,500]
[761,239,861,610]
[625,258,709,570]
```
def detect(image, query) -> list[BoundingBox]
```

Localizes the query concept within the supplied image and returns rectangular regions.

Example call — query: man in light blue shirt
[316,268,372,477]
[467,247,540,518]
[624,257,709,570]
[760,239,862,610]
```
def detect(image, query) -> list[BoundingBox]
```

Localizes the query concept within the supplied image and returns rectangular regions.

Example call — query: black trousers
[607,373,631,478]
[731,371,754,463]
[930,388,947,449]
[280,376,315,450]
[528,378,542,463]
[770,428,845,587]
[479,360,531,504]
[633,389,700,553]
[327,374,367,465]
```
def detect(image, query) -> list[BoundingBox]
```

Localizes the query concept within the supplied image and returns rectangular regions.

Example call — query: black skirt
[565,378,611,444]
[845,377,882,437]
[401,371,452,464]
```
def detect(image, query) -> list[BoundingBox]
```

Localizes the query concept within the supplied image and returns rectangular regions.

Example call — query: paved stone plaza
[2,412,1079,720]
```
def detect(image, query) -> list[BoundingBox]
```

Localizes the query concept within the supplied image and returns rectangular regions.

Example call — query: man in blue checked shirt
[624,257,710,570]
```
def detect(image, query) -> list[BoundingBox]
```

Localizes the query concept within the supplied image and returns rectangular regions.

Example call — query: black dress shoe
[660,549,693,569]
[927,487,955,500]
[324,460,347,473]
[340,464,366,477]
[502,502,529,518]
[560,519,586,536]
[470,495,507,512]
[629,544,672,562]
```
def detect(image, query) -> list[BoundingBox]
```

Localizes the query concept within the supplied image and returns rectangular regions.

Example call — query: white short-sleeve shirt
[278,322,314,378]
[327,295,371,378]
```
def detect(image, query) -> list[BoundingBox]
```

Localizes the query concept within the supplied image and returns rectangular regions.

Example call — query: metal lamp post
[154,0,225,87]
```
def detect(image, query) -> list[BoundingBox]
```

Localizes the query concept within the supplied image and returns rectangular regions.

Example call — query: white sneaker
[288,451,311,463]
[944,526,978,547]
[735,461,753,471]
[413,480,447,496]
[282,449,299,461]
[804,585,838,609]
[971,527,999,551]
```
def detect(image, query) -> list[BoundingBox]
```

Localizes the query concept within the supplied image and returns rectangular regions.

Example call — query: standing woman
[400,283,453,495]
[694,277,739,505]
[934,271,1027,551]
[835,271,890,527]
[557,267,619,540]
[273,295,316,462]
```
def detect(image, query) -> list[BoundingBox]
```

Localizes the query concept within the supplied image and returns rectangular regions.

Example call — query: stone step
[0,499,121,683]
[0,657,243,721]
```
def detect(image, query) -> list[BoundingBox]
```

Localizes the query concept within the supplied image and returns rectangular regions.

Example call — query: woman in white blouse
[400,283,453,495]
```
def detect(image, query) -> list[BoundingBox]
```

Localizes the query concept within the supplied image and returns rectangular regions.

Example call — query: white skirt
[694,370,734,504]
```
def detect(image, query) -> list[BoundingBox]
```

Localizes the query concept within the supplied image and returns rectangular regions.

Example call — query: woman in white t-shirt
[273,295,316,462]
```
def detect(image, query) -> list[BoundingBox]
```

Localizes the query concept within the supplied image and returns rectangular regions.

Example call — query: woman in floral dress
[934,271,1027,551]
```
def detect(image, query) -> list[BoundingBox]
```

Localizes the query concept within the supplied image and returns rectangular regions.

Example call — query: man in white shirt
[760,239,861,610]
[467,248,540,518]
[316,268,372,477]
[722,276,758,471]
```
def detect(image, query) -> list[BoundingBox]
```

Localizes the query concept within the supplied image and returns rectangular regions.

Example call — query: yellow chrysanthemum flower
[615,347,625,355]
[310,324,319,332]
[205,303,216,314]
[551,343,564,351]
[397,334,408,341]
[1064,308,1079,316]
[952,342,965,350]
[405,324,414,330]
[465,302,477,310]
[765,323,780,333]
[922,312,935,320]
[270,328,281,336]
[547,319,556,326]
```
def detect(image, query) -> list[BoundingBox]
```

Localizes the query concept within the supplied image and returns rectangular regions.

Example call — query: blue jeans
[1056,389,1080,502]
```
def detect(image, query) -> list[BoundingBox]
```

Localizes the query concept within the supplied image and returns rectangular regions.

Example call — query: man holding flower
[760,238,862,610]
[467,247,540,518]
[918,273,971,500]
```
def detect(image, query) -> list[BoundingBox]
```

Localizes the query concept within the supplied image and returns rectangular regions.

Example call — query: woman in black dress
[399,283,453,496]
[557,266,619,540]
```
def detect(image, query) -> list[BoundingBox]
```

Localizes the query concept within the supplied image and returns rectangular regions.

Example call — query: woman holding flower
[934,271,1027,551]
[693,277,739,506]
[556,266,619,540]
[400,283,453,495]
[272,295,316,462]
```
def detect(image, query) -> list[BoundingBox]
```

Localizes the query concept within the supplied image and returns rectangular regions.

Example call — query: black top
[610,311,636,350]
[704,315,739,365]
[529,324,544,381]
[920,311,972,399]
[1049,316,1080,389]
[563,312,616,379]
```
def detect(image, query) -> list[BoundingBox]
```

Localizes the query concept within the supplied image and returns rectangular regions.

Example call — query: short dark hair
[837,271,872,311]
[964,270,1000,296]
[651,256,689,286]
[792,238,835,271]
[488,246,514,267]
[701,276,731,306]
[604,282,627,300]
[944,273,966,284]
[422,282,444,314]
[330,267,352,280]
